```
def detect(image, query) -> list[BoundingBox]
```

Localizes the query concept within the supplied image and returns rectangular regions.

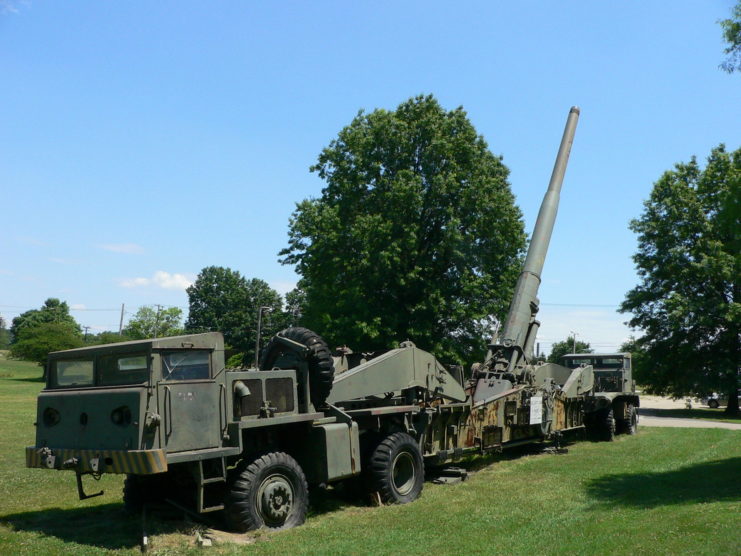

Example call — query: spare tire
[259,327,335,408]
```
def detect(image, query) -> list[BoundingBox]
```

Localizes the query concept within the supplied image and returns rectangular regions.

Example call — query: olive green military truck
[27,107,599,533]
[563,352,639,440]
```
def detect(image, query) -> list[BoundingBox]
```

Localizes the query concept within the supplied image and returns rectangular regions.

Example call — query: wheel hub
[391,452,416,496]
[258,475,294,524]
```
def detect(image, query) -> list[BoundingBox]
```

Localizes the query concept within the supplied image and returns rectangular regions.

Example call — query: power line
[541,303,620,308]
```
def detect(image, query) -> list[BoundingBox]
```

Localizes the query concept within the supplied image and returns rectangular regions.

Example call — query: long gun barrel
[488,107,580,374]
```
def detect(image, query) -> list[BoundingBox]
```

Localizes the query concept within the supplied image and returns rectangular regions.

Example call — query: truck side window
[162,351,210,380]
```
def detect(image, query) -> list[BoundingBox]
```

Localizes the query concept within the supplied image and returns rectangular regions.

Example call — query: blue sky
[1,1,739,355]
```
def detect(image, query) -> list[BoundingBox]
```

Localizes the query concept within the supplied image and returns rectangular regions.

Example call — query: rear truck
[27,107,596,532]
[562,352,640,440]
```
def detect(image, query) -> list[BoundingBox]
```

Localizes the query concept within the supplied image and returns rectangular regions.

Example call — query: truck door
[157,350,223,452]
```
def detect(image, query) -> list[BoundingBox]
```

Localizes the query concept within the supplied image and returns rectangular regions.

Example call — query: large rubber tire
[260,327,335,408]
[123,474,168,514]
[598,408,616,441]
[224,452,309,532]
[622,405,638,435]
[708,399,720,409]
[369,432,424,505]
[586,408,615,442]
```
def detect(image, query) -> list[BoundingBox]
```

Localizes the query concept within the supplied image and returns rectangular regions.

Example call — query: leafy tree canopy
[720,1,741,72]
[547,336,593,364]
[10,322,83,366]
[0,315,10,349]
[123,306,184,340]
[185,266,285,363]
[88,331,132,345]
[10,298,81,341]
[620,145,740,414]
[281,95,526,363]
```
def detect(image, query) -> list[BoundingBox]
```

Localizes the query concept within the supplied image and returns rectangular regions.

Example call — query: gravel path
[638,394,741,430]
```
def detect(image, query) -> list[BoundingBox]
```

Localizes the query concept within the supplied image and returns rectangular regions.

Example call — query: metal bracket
[75,472,104,500]
[273,334,310,355]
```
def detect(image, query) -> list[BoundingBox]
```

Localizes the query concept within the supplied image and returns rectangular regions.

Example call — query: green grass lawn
[1,352,739,555]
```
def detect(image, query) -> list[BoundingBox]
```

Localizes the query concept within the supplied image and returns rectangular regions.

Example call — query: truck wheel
[624,405,638,435]
[224,452,308,532]
[369,432,424,504]
[708,399,719,409]
[260,327,335,408]
[586,409,615,442]
[599,409,616,441]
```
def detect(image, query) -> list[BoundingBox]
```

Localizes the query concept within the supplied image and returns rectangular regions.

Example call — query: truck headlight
[43,407,61,427]
[110,406,132,426]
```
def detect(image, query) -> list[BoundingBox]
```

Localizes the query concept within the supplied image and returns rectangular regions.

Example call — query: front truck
[562,352,639,440]
[27,331,361,532]
[27,107,594,533]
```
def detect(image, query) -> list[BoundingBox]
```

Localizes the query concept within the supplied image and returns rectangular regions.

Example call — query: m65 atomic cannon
[26,107,598,535]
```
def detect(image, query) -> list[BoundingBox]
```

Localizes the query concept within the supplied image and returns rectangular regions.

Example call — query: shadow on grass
[8,375,45,383]
[586,457,741,507]
[2,503,197,550]
[639,407,741,421]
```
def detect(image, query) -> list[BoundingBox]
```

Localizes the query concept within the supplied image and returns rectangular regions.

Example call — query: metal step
[198,457,226,513]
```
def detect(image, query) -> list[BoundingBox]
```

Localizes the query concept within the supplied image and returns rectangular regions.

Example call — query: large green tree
[123,306,184,339]
[10,322,83,366]
[10,298,81,341]
[720,1,741,73]
[185,266,284,364]
[547,336,593,364]
[620,145,739,414]
[281,95,525,364]
[0,315,10,349]
[89,331,131,345]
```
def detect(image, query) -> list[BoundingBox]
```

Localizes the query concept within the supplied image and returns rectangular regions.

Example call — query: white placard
[530,396,543,423]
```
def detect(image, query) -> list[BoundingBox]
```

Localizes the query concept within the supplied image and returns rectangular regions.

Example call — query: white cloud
[16,236,47,246]
[119,277,150,288]
[118,271,194,290]
[99,243,145,254]
[152,271,193,290]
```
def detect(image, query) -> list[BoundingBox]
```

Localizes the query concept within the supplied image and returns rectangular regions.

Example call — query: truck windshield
[49,353,149,388]
[99,353,149,386]
[595,371,622,392]
[53,359,94,388]
[162,351,210,380]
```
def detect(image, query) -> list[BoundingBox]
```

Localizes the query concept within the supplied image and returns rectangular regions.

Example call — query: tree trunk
[724,386,739,415]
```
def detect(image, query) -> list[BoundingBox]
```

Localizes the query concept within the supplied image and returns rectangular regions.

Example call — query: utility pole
[83,326,90,341]
[154,304,163,338]
[570,331,578,354]
[254,306,273,368]
[118,303,125,335]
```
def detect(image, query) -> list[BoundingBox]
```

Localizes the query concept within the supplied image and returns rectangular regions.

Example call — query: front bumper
[26,446,167,475]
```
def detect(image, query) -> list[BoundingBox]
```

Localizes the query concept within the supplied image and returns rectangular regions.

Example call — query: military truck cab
[27,331,363,531]
[562,352,639,440]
